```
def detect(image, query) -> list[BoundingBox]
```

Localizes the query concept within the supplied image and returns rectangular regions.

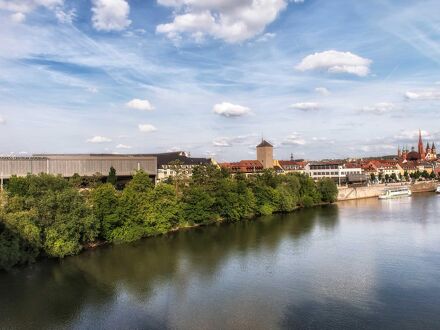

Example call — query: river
[1,194,440,329]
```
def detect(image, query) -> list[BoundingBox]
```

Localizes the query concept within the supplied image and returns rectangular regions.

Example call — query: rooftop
[256,140,273,148]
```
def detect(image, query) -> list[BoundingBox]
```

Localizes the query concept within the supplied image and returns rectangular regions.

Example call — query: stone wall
[337,181,438,201]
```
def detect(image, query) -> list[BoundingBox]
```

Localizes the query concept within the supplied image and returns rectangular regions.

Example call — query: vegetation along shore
[0,165,338,271]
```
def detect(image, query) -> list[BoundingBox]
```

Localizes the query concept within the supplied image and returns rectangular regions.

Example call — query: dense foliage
[0,167,337,270]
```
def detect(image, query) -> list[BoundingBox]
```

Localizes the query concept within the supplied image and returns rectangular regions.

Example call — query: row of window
[312,170,362,176]
[310,165,339,170]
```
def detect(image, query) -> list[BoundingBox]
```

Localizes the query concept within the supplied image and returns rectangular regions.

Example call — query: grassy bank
[0,166,338,271]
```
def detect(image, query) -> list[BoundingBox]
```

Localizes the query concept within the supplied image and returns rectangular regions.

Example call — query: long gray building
[0,154,157,179]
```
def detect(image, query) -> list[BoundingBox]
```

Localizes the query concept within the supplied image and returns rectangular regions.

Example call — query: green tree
[91,183,119,241]
[390,173,398,182]
[317,178,338,203]
[182,186,217,225]
[107,166,117,186]
[143,183,182,234]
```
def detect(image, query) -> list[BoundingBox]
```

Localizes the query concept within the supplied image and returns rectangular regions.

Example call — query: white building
[304,161,363,184]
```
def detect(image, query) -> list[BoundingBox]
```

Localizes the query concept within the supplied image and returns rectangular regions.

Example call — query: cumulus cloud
[10,12,26,23]
[138,124,157,133]
[91,0,131,32]
[405,89,440,100]
[87,135,112,143]
[315,87,331,96]
[361,102,397,114]
[282,132,306,146]
[156,0,288,43]
[290,102,319,111]
[126,98,154,111]
[295,50,372,77]
[213,102,251,117]
[115,143,132,149]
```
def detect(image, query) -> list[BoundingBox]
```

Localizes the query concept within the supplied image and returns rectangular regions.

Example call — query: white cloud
[256,32,276,42]
[315,87,331,96]
[115,143,132,149]
[213,134,257,147]
[86,86,99,93]
[295,50,372,77]
[156,0,288,43]
[0,0,63,13]
[87,135,112,143]
[405,89,440,100]
[91,0,131,32]
[138,124,157,133]
[213,102,250,117]
[213,138,231,147]
[126,98,154,111]
[394,129,430,140]
[0,116,6,124]
[282,132,306,146]
[10,12,26,23]
[290,102,319,111]
[55,8,76,23]
[361,102,397,114]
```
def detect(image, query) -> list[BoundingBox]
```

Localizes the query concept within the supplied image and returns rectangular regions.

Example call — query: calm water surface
[1,194,440,329]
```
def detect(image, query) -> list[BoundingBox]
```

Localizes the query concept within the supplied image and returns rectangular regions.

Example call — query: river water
[1,194,440,329]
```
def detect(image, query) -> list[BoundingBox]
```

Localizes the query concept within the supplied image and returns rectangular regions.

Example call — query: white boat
[379,187,412,199]
[436,186,440,194]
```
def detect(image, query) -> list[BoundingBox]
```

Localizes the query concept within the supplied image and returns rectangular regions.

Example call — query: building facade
[0,154,157,180]
[304,161,363,184]
[256,140,274,169]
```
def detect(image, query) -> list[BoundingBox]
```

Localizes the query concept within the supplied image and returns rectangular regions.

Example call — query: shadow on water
[0,205,338,329]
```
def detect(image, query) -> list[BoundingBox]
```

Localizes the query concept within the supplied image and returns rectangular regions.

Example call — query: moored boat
[436,186,440,194]
[379,187,412,199]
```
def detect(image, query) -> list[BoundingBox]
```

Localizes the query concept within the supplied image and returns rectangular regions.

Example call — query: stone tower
[256,139,273,169]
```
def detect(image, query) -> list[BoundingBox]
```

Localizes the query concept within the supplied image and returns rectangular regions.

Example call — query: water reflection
[2,196,440,329]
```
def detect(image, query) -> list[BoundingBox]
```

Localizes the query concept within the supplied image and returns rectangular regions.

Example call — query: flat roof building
[0,154,157,179]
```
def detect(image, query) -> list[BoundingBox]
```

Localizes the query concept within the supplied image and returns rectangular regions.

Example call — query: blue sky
[1,0,440,161]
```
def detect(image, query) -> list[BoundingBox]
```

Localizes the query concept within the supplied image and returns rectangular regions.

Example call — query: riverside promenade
[337,181,438,201]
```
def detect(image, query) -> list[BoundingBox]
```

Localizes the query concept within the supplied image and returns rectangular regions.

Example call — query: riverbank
[337,181,438,201]
[1,170,338,271]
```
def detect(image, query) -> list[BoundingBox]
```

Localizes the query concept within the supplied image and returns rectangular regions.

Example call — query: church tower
[432,142,437,160]
[418,129,425,160]
[257,139,274,169]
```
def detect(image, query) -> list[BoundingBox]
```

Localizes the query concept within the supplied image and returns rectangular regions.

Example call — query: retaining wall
[337,181,438,201]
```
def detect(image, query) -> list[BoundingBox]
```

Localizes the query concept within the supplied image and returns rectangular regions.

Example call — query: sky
[1,0,440,161]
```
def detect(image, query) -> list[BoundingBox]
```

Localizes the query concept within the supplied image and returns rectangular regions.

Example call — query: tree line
[0,165,338,271]
[370,170,438,183]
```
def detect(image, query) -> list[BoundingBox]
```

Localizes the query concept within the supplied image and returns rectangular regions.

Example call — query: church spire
[418,129,425,159]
